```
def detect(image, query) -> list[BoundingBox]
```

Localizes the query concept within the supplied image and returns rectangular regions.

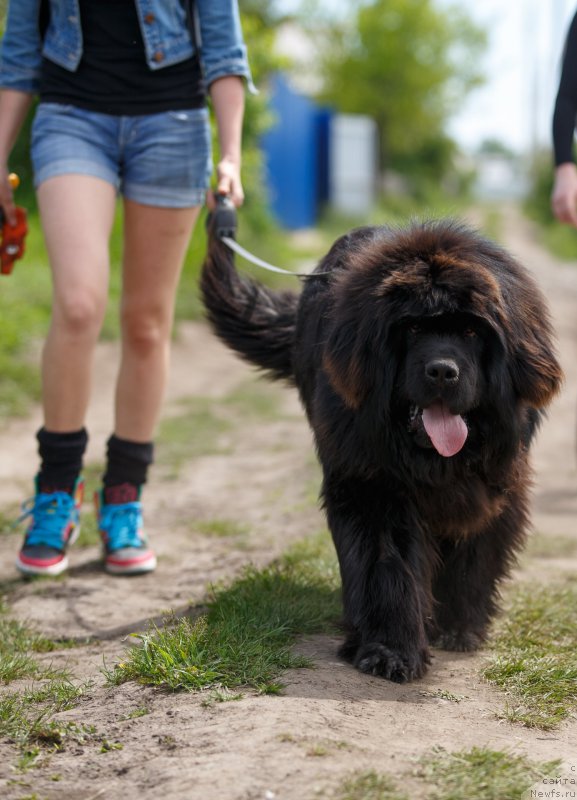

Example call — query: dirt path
[0,205,576,799]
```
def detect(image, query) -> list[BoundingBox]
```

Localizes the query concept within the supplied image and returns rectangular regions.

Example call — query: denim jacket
[0,0,254,94]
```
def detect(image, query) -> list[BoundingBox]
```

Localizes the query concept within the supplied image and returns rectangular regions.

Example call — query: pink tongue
[422,401,468,457]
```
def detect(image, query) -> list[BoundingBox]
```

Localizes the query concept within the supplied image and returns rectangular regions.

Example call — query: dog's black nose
[425,358,459,385]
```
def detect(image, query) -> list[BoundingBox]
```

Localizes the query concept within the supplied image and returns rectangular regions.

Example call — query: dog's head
[321,220,563,459]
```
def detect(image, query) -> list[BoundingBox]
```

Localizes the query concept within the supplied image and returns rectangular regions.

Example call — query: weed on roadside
[0,602,75,683]
[484,582,577,729]
[0,684,93,764]
[417,746,560,800]
[335,770,409,800]
[105,532,340,692]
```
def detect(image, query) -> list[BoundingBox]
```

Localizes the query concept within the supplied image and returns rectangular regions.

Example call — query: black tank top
[39,0,205,115]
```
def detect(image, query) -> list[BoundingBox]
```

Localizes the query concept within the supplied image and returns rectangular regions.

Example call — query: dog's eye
[408,323,421,335]
[464,328,477,338]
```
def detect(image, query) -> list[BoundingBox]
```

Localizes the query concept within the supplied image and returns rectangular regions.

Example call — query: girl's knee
[121,308,171,356]
[54,289,106,337]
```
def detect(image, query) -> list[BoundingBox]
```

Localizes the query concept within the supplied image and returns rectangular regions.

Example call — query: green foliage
[484,583,577,729]
[315,0,486,180]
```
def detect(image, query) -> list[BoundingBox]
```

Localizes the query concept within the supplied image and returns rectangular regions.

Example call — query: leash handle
[209,192,330,279]
[212,192,238,239]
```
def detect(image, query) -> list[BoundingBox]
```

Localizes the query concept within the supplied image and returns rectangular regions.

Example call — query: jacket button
[144,13,155,23]
[153,51,164,62]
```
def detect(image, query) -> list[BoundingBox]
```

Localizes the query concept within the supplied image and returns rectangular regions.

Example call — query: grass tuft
[484,584,577,729]
[336,770,409,800]
[0,682,92,755]
[0,608,75,683]
[105,533,340,692]
[418,746,560,800]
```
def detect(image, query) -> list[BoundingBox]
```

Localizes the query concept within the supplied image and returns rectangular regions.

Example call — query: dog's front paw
[353,642,429,683]
[432,630,485,652]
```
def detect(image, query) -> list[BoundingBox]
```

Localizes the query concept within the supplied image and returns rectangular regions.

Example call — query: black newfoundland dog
[201,218,562,683]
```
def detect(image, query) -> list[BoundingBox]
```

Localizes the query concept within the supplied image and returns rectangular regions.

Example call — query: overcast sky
[443,0,575,154]
[276,0,577,154]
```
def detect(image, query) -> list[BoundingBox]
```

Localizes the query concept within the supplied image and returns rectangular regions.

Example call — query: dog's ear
[509,333,563,408]
[477,249,564,409]
[322,319,378,409]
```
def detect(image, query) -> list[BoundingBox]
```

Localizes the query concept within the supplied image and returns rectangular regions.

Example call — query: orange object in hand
[1,173,28,275]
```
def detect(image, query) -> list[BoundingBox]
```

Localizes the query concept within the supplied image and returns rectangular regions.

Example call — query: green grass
[0,678,92,760]
[534,220,577,261]
[221,380,286,421]
[417,747,560,800]
[196,518,250,539]
[156,381,285,479]
[156,397,232,476]
[335,771,408,800]
[525,532,577,559]
[484,583,577,729]
[0,219,49,417]
[105,532,340,692]
[0,601,75,683]
[0,596,106,766]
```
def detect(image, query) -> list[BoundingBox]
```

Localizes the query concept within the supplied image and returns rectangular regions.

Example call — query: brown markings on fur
[419,449,532,542]
[376,253,505,312]
[322,351,364,409]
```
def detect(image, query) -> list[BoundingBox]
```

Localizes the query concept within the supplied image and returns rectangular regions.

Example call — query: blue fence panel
[262,74,331,229]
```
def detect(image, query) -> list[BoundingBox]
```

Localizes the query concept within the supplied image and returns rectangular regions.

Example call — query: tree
[314,0,486,180]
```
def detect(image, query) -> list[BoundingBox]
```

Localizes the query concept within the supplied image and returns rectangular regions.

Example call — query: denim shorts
[31,102,213,207]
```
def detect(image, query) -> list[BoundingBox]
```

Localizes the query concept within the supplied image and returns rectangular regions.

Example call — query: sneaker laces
[17,491,77,550]
[100,501,144,550]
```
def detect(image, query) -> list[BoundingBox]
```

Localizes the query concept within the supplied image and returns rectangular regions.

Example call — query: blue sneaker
[95,485,156,575]
[15,477,84,577]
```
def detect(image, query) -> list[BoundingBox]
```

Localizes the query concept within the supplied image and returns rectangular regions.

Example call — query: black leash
[210,194,330,279]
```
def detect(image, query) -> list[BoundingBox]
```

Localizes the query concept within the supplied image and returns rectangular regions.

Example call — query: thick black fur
[201,220,562,683]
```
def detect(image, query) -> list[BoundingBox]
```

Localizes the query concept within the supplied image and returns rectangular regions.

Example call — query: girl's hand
[551,162,577,227]
[207,156,244,209]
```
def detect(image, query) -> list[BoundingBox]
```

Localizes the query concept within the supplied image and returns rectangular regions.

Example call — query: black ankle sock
[37,427,88,493]
[102,435,154,501]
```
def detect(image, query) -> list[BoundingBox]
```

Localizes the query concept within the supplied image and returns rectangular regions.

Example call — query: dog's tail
[201,227,299,382]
